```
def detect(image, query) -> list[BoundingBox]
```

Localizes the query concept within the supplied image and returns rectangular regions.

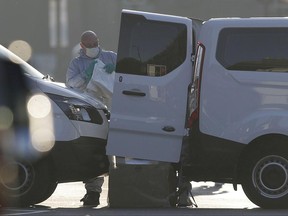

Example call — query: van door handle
[122,90,146,97]
[162,126,175,132]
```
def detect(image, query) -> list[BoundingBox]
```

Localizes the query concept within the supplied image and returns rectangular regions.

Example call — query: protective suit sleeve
[66,59,86,90]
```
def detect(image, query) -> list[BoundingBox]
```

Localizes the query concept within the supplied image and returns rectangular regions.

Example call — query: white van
[107,10,288,208]
[0,44,110,206]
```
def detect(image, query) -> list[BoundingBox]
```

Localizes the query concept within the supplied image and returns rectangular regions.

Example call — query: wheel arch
[235,133,288,208]
[237,133,288,181]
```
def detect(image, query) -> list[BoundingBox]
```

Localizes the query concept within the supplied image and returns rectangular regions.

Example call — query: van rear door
[107,10,194,162]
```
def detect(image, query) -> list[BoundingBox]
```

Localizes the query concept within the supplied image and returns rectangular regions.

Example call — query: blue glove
[103,63,115,74]
[85,60,98,80]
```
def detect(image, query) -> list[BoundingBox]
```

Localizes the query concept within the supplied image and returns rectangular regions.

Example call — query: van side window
[116,13,187,76]
[216,28,288,72]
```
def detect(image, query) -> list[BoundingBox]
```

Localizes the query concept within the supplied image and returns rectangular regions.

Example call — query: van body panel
[29,77,109,142]
[198,19,288,145]
[107,10,195,162]
[107,12,288,208]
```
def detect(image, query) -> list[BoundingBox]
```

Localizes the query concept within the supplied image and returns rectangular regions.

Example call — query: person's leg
[85,176,104,193]
[81,176,104,206]
[177,135,196,207]
[177,175,193,207]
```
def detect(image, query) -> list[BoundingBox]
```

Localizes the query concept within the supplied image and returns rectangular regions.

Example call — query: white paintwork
[108,11,288,163]
[107,10,194,163]
[0,45,108,143]
[198,18,288,144]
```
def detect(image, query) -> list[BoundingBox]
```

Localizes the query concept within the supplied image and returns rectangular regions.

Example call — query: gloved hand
[103,63,115,74]
[85,60,98,80]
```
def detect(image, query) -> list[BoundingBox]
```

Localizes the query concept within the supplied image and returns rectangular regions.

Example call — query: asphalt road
[2,177,288,216]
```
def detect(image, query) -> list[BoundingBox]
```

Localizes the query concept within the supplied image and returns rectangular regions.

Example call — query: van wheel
[30,178,58,205]
[0,158,57,207]
[241,144,288,209]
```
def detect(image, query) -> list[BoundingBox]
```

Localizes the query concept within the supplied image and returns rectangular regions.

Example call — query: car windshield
[0,45,44,79]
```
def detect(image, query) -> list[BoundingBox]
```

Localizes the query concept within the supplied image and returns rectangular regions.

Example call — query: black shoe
[178,193,193,207]
[80,191,100,207]
[177,182,197,207]
[178,183,193,207]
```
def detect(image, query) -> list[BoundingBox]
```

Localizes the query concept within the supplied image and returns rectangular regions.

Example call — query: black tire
[0,158,57,207]
[241,142,288,209]
[30,177,58,205]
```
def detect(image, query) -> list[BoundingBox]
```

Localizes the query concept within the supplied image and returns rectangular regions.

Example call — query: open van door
[107,10,194,163]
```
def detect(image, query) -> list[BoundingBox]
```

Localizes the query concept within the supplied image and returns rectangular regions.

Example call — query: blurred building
[0,0,288,82]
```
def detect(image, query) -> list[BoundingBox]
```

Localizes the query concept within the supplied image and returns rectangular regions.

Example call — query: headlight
[46,93,104,124]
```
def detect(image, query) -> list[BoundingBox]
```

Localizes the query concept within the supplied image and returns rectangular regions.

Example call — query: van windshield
[216,28,288,72]
[0,45,44,79]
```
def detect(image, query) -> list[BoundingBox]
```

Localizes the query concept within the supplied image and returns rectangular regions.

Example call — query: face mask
[85,47,100,58]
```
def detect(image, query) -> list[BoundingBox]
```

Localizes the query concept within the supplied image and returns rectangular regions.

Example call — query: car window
[116,13,187,76]
[216,28,288,72]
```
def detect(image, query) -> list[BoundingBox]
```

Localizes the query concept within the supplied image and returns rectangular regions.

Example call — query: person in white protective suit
[66,30,116,206]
